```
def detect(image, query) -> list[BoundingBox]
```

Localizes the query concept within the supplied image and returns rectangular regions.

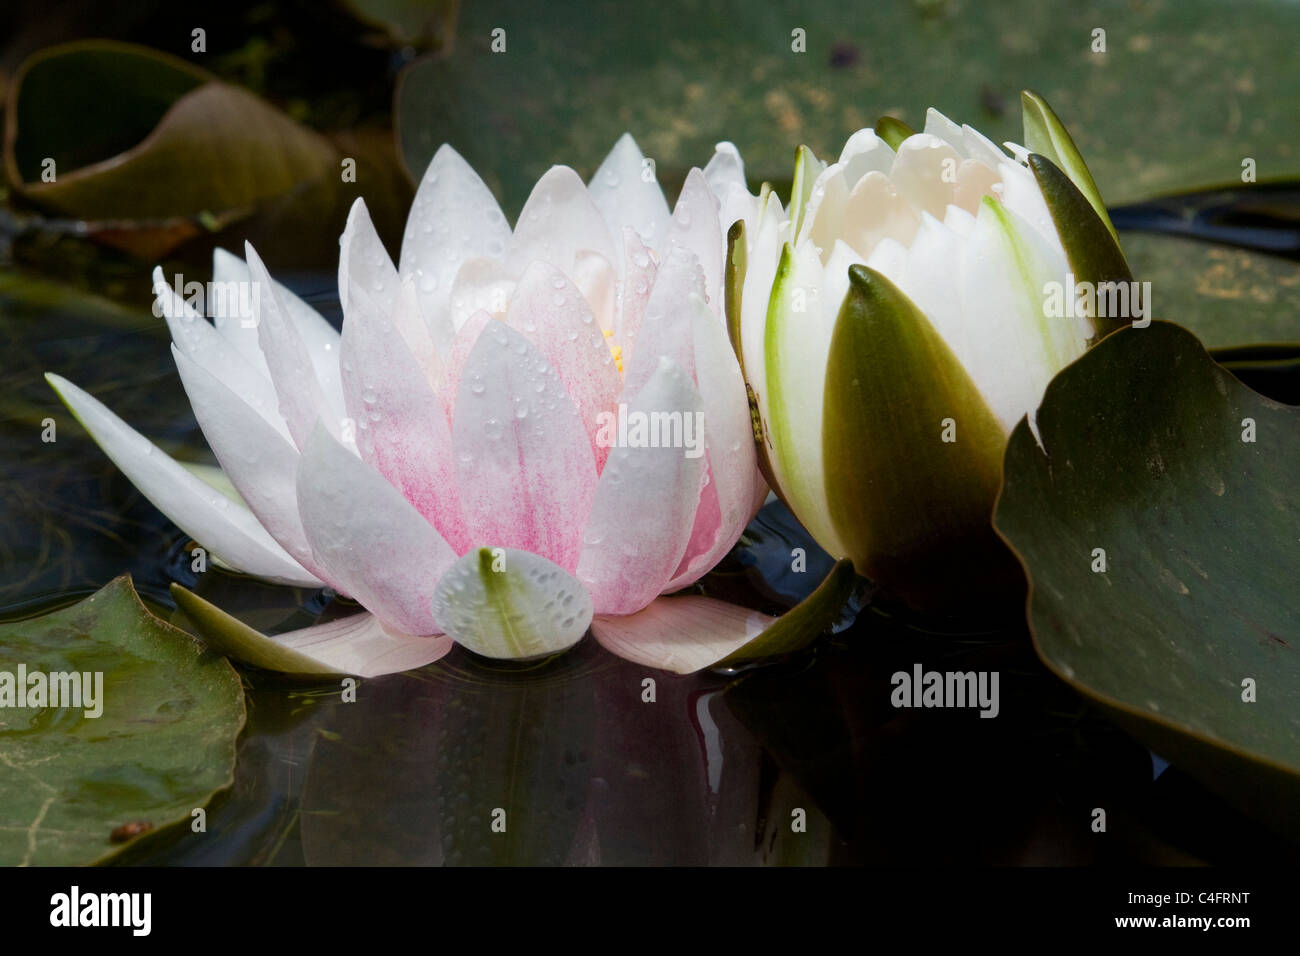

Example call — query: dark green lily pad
[1120,230,1300,347]
[994,321,1300,838]
[0,576,245,865]
[397,0,1300,215]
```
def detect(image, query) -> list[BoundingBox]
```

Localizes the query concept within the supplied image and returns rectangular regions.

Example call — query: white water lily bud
[729,92,1134,612]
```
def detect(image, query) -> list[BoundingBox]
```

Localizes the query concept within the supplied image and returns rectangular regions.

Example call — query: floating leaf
[397,0,1300,214]
[1120,230,1300,347]
[4,40,342,256]
[0,576,244,865]
[995,321,1300,839]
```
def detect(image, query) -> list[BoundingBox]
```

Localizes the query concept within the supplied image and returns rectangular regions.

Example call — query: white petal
[762,239,847,559]
[210,247,272,379]
[46,373,319,586]
[841,170,919,260]
[962,123,1009,168]
[703,141,747,196]
[864,235,908,284]
[571,249,618,335]
[174,588,452,677]
[212,249,346,422]
[576,357,706,615]
[622,245,703,396]
[399,144,512,328]
[246,243,342,450]
[737,199,785,425]
[957,197,1085,434]
[798,161,851,261]
[922,107,967,156]
[152,265,289,440]
[889,133,962,219]
[996,158,1062,249]
[445,255,516,331]
[512,165,617,275]
[171,345,325,580]
[432,547,593,659]
[836,128,895,190]
[588,133,671,259]
[667,168,724,312]
[338,198,399,315]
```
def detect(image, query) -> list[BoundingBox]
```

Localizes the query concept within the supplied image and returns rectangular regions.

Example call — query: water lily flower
[728,92,1134,612]
[46,135,859,676]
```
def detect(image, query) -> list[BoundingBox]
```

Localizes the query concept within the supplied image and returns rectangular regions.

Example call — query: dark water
[2,264,1295,866]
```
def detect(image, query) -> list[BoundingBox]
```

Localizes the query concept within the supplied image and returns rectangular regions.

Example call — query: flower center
[603,328,624,373]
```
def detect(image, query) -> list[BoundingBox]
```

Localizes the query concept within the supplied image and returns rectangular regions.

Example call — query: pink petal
[576,357,705,614]
[340,280,470,553]
[591,595,776,674]
[662,294,761,591]
[503,261,621,470]
[451,321,598,571]
[441,308,492,414]
[296,423,458,635]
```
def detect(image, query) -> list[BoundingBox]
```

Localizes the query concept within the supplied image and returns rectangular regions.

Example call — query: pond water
[1,263,1291,866]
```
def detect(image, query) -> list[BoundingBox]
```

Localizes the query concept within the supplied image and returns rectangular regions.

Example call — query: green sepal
[821,265,1022,612]
[1021,89,1117,243]
[874,115,914,150]
[1028,153,1133,341]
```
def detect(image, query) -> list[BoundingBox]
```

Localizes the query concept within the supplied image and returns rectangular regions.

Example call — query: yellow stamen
[603,328,624,373]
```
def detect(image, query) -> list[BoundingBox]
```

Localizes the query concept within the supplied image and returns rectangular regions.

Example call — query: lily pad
[397,0,1300,215]
[0,576,245,865]
[1119,230,1300,347]
[5,40,340,255]
[994,321,1300,838]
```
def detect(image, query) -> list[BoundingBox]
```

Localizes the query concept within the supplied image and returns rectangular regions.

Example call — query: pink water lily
[48,134,788,675]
